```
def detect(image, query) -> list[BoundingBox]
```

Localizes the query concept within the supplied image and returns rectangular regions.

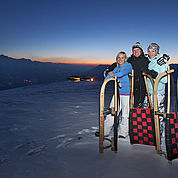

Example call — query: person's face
[117,53,126,67]
[148,49,157,59]
[133,48,142,57]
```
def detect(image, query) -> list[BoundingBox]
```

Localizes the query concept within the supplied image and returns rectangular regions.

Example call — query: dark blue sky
[1,0,178,64]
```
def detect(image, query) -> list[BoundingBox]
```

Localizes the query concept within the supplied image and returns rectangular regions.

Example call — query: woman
[104,51,132,138]
[146,43,169,153]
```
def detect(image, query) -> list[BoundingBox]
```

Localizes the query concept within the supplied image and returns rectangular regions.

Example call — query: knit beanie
[132,42,143,51]
[147,43,160,53]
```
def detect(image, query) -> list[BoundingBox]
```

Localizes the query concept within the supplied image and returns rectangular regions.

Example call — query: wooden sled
[99,76,121,153]
[154,66,178,164]
[129,70,156,146]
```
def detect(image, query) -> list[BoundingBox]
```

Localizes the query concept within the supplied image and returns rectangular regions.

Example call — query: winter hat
[147,43,160,53]
[132,42,143,51]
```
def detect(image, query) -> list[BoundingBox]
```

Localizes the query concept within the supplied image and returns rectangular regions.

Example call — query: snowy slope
[0,81,178,178]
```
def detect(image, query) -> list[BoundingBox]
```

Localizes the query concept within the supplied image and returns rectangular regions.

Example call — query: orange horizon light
[32,60,110,66]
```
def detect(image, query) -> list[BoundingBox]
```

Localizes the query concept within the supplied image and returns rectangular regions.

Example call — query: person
[144,43,169,153]
[127,42,159,108]
[104,42,158,108]
[100,51,132,138]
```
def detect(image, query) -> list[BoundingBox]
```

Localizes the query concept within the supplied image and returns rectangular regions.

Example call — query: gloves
[148,70,158,79]
[104,62,117,77]
[157,54,170,66]
[142,69,158,79]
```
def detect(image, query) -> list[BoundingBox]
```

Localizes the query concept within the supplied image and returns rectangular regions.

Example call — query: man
[127,42,153,108]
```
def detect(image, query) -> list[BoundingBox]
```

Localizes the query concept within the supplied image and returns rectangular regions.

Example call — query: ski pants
[104,95,130,137]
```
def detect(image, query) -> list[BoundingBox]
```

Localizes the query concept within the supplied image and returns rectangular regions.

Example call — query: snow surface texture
[0,81,178,178]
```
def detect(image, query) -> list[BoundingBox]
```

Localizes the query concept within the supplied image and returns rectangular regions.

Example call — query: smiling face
[132,48,142,58]
[116,53,127,67]
[148,49,157,59]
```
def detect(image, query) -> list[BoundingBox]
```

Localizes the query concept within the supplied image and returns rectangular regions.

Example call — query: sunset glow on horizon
[7,55,113,65]
[36,58,114,65]
[24,57,178,65]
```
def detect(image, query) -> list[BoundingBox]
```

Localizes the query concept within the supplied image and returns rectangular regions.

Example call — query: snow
[0,81,178,178]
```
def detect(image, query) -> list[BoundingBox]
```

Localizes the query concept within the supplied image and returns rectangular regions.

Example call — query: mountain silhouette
[0,55,97,90]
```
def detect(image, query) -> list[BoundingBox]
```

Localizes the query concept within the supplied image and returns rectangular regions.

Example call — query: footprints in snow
[26,145,47,156]
[0,126,98,166]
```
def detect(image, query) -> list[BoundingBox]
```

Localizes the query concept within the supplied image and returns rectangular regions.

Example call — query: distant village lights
[68,76,94,82]
[90,78,94,81]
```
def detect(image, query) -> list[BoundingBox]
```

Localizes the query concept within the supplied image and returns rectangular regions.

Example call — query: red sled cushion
[129,108,156,146]
[166,113,178,161]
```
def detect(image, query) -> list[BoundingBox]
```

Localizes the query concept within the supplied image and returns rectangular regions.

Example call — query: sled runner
[129,70,156,146]
[99,77,121,153]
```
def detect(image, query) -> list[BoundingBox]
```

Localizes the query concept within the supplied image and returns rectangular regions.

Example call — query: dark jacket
[127,53,149,108]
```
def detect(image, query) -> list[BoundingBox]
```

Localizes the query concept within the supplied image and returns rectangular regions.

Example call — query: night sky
[1,0,178,64]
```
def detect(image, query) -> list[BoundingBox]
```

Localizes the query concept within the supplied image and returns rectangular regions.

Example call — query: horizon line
[28,59,109,66]
[1,54,178,65]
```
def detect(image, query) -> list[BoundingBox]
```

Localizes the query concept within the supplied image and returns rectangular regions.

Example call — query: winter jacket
[127,53,150,107]
[105,62,132,95]
[147,53,168,95]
